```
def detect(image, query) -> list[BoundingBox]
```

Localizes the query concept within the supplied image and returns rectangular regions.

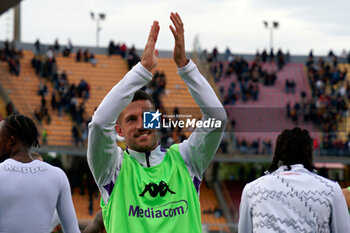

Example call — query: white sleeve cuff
[177,59,196,76]
[132,62,153,81]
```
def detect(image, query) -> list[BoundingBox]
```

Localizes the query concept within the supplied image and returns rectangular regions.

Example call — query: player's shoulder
[35,160,66,177]
[300,168,339,188]
[243,174,271,192]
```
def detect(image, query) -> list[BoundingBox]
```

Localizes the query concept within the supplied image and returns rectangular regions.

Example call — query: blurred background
[1,0,350,232]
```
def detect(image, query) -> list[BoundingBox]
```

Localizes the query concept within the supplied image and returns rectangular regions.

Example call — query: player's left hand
[169,12,188,68]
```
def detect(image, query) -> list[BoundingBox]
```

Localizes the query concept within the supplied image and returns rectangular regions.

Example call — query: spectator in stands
[238,127,350,232]
[46,46,54,60]
[34,108,42,122]
[261,139,272,155]
[31,55,41,74]
[261,49,267,62]
[285,49,290,63]
[90,53,97,66]
[269,48,274,62]
[72,123,81,147]
[127,45,140,70]
[0,114,80,232]
[8,55,20,76]
[84,49,90,62]
[251,138,260,154]
[34,39,41,55]
[54,38,60,55]
[6,102,14,116]
[250,82,259,101]
[42,128,48,145]
[224,47,232,61]
[41,95,46,110]
[276,48,285,70]
[63,39,73,57]
[114,43,121,55]
[76,49,82,62]
[238,138,248,153]
[51,90,58,111]
[108,41,115,56]
[120,43,127,58]
[38,80,48,97]
[309,49,313,58]
[285,79,296,94]
[212,47,218,61]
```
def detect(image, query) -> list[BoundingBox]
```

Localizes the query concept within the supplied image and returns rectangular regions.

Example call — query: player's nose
[136,115,143,129]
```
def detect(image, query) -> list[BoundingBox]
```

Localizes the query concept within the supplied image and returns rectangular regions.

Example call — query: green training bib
[101,144,202,233]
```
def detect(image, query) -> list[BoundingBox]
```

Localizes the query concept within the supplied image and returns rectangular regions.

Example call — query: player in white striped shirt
[238,127,350,233]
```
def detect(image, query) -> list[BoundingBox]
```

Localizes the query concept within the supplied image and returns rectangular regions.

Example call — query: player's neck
[128,142,159,153]
[10,147,33,163]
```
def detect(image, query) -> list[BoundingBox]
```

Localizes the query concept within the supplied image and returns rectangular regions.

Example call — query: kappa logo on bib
[139,181,176,197]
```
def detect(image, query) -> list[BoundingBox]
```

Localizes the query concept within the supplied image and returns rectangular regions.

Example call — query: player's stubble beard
[128,129,159,152]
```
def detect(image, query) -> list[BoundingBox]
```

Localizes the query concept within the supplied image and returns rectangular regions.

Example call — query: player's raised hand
[141,21,160,71]
[169,12,188,68]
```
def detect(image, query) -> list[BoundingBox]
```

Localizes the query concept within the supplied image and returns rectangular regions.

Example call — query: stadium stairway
[216,62,320,147]
[55,54,129,117]
[154,58,199,109]
[200,181,228,230]
[56,56,199,117]
[71,188,101,221]
[56,54,202,143]
[0,51,73,146]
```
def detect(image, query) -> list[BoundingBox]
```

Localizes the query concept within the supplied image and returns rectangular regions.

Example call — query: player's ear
[115,124,124,137]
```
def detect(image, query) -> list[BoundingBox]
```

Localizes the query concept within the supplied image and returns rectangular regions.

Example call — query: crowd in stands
[0,40,22,76]
[108,40,140,70]
[127,46,140,70]
[108,40,127,57]
[285,79,296,94]
[210,50,282,105]
[236,138,273,155]
[283,51,350,155]
[75,49,97,66]
[31,39,92,147]
[255,48,290,70]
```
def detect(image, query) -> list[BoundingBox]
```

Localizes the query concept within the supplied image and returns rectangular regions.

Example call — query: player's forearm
[90,62,153,127]
[57,170,80,233]
[87,62,152,186]
[178,59,227,121]
[178,60,227,177]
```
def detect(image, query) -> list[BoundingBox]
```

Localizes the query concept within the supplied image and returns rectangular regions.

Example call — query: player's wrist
[176,58,188,68]
[141,60,154,72]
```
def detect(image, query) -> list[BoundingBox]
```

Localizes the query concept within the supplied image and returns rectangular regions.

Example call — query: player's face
[116,100,158,152]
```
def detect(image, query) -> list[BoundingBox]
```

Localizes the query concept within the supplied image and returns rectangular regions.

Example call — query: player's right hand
[141,21,160,71]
